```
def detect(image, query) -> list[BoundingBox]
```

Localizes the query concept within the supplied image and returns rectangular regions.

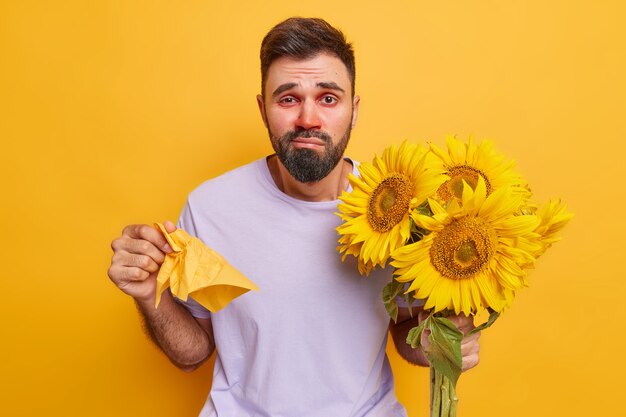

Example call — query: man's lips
[291,137,326,149]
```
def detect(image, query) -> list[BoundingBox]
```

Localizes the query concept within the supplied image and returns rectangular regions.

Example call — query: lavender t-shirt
[175,157,408,417]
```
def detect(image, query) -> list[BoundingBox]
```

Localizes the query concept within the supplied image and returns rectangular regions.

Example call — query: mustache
[283,129,332,143]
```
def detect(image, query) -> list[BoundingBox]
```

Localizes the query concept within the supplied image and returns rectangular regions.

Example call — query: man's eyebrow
[272,82,298,98]
[271,81,346,98]
[317,82,345,93]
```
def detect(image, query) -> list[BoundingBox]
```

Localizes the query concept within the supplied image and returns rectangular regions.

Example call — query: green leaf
[385,298,399,323]
[406,290,420,318]
[468,308,500,336]
[406,318,428,349]
[424,316,463,385]
[382,279,405,322]
[382,279,404,303]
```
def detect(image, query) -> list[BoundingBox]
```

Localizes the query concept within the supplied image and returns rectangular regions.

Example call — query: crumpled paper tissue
[154,222,258,312]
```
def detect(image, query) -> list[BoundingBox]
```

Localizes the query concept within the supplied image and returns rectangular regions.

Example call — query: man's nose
[295,100,322,130]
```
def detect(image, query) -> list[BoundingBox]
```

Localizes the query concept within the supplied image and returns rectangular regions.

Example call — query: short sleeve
[396,295,425,309]
[396,282,425,309]
[172,289,212,319]
[176,199,198,237]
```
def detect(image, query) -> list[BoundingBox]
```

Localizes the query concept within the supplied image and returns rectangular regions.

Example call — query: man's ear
[257,94,268,128]
[351,95,360,129]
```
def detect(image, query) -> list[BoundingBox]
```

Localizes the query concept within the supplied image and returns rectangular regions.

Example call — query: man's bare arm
[108,222,215,372]
[135,290,215,372]
[389,307,429,366]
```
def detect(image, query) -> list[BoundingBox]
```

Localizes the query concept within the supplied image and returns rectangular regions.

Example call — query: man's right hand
[108,221,177,304]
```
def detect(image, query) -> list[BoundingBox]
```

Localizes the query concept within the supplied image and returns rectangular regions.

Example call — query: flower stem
[431,367,442,417]
[441,376,450,415]
[430,367,458,417]
[430,366,435,411]
[449,382,457,416]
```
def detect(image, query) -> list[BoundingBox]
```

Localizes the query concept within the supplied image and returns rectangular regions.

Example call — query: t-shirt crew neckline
[256,155,357,208]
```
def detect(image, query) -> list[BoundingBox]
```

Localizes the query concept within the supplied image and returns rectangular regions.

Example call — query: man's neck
[266,155,352,202]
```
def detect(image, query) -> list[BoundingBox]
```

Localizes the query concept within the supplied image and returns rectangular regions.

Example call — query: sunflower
[390,177,540,315]
[532,199,574,257]
[430,136,531,205]
[336,141,447,275]
[337,234,376,275]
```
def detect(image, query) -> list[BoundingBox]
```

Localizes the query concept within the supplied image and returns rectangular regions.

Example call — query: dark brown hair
[260,17,356,97]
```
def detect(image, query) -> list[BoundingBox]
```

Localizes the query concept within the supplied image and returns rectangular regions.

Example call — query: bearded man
[108,17,480,417]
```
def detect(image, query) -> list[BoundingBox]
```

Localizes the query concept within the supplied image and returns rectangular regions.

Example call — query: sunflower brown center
[367,174,413,232]
[430,216,495,279]
[437,165,492,202]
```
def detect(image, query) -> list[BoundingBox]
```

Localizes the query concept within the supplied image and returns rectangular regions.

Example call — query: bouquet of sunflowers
[336,137,572,417]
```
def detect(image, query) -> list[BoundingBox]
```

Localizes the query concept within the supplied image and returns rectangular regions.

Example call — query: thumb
[163,220,177,233]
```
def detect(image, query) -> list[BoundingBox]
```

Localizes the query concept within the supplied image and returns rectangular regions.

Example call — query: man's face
[257,53,360,183]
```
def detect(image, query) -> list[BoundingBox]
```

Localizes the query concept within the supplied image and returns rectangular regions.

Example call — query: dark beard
[269,126,351,183]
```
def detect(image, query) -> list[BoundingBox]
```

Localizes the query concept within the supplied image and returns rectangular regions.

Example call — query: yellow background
[1,1,624,416]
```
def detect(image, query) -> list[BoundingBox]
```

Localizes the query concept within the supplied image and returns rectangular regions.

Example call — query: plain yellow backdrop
[1,1,624,416]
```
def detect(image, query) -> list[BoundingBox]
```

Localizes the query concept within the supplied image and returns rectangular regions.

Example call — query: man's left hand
[419,311,481,371]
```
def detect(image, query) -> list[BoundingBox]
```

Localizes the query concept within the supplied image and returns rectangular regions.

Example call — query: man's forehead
[265,53,351,92]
